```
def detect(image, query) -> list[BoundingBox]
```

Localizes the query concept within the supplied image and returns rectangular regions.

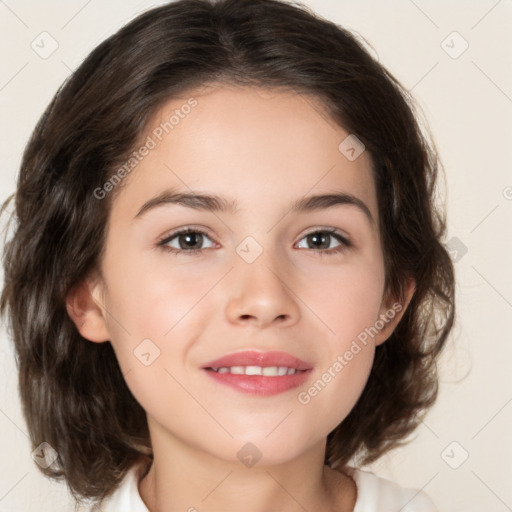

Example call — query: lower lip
[203,369,312,396]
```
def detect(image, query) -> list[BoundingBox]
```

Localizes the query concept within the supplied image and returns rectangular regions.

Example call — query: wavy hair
[0,0,455,506]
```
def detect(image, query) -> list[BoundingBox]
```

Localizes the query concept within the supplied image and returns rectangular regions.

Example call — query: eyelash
[156,227,352,257]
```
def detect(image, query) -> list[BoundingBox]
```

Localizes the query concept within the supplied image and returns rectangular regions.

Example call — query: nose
[224,251,301,329]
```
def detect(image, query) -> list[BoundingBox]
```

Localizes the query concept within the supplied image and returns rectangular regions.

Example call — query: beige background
[1,0,511,510]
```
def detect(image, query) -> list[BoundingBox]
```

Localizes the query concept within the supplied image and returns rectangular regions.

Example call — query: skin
[67,84,414,512]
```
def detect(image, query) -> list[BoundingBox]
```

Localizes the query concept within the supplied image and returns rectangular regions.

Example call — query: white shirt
[94,462,438,512]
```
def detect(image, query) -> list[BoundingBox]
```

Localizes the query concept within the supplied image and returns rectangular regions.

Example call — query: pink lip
[201,350,313,396]
[202,350,312,371]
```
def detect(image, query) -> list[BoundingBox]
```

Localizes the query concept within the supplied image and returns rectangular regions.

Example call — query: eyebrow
[134,188,374,225]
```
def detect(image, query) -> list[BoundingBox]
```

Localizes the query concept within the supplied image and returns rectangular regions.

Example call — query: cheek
[100,254,218,391]
[99,266,201,425]
[102,246,208,337]
[295,260,383,425]
[296,269,381,421]
[305,258,385,342]
[297,342,375,437]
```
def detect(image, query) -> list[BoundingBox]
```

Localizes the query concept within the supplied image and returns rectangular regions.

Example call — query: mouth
[201,350,313,396]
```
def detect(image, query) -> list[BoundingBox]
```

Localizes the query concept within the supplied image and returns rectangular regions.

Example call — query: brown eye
[305,232,331,250]
[296,230,351,254]
[158,228,214,255]
[176,232,204,250]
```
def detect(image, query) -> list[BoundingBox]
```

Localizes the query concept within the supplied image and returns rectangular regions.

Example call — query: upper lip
[202,350,313,371]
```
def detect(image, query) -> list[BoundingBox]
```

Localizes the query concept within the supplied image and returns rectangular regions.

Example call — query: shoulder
[345,467,439,512]
[89,460,150,512]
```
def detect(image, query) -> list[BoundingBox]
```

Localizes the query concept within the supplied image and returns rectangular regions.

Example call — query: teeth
[246,365,262,375]
[212,366,299,376]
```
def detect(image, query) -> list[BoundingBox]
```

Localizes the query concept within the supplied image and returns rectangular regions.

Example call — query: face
[78,84,400,466]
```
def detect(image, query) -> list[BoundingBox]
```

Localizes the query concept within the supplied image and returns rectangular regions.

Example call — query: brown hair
[0,0,455,506]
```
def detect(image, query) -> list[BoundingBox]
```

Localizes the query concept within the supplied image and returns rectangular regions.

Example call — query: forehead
[113,84,378,222]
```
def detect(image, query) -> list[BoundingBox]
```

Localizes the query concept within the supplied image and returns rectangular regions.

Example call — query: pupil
[309,233,328,249]
[182,233,201,249]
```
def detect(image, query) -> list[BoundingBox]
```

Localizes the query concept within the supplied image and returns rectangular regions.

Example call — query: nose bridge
[223,236,300,327]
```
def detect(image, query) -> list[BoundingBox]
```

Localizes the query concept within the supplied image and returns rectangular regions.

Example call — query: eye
[157,227,351,256]
[157,228,215,255]
[296,229,351,255]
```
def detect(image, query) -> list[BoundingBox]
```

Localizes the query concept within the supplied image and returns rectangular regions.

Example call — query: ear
[65,273,110,343]
[374,278,416,346]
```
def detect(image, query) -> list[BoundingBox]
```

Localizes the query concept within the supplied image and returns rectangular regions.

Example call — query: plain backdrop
[1,1,511,511]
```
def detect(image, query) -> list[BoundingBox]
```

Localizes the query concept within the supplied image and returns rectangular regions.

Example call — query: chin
[210,431,320,469]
